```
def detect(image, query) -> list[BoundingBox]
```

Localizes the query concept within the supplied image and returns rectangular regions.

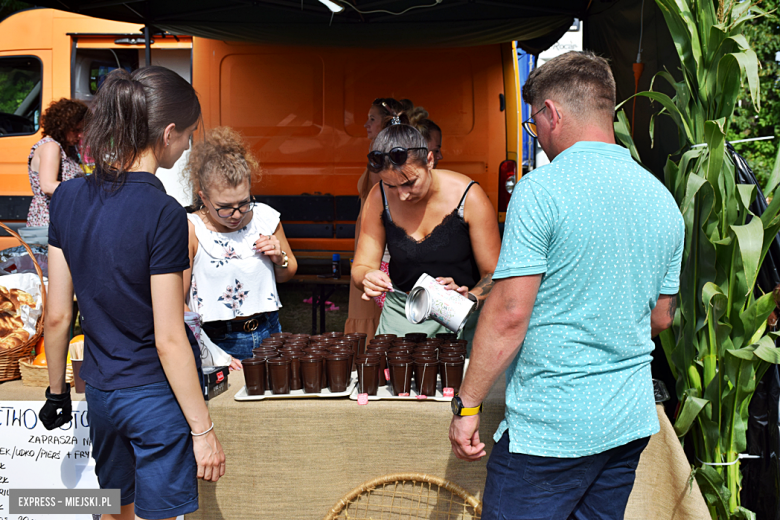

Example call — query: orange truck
[0,8,521,262]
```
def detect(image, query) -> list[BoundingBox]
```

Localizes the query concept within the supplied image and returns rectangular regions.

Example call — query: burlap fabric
[183,372,709,520]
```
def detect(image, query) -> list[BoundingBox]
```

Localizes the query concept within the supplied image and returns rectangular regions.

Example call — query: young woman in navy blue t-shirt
[40,66,225,520]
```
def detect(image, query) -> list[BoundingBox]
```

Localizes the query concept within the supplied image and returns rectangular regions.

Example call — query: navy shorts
[482,432,650,520]
[86,380,198,519]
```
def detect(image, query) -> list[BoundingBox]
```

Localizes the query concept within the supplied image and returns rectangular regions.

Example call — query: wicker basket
[324,472,482,520]
[18,357,74,387]
[0,221,46,382]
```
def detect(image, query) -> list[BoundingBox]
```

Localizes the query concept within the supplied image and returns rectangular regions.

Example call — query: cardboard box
[202,366,229,400]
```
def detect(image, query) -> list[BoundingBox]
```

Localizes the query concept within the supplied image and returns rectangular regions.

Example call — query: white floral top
[187,203,283,322]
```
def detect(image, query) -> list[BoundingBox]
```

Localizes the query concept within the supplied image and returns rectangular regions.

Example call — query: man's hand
[449,414,486,461]
[193,430,226,482]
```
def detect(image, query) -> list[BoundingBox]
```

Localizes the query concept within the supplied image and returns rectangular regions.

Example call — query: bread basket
[0,222,46,382]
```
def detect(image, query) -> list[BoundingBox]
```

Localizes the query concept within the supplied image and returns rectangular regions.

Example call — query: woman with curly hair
[184,126,297,362]
[27,98,88,226]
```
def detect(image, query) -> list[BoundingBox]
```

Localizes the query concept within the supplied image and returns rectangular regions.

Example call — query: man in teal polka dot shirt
[449,51,684,520]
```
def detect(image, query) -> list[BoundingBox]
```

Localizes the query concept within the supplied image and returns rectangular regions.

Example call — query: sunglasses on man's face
[367,147,428,172]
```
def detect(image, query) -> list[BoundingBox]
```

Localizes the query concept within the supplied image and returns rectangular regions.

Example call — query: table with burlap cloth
[185,371,709,520]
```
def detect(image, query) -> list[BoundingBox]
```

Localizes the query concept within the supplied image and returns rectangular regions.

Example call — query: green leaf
[614,110,642,163]
[634,91,695,143]
[765,145,780,195]
[731,217,764,298]
[736,184,757,215]
[732,506,757,520]
[738,292,776,349]
[695,461,731,519]
[727,347,756,360]
[731,48,761,111]
[754,336,780,364]
[673,395,709,437]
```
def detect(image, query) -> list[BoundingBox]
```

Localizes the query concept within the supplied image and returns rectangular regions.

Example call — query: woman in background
[414,117,443,168]
[345,97,415,339]
[184,126,297,362]
[27,98,87,225]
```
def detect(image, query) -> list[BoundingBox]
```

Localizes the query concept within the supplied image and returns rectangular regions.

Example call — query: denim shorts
[85,380,198,520]
[482,432,650,520]
[207,310,281,361]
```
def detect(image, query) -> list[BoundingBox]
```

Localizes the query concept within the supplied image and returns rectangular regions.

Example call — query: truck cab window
[0,56,42,137]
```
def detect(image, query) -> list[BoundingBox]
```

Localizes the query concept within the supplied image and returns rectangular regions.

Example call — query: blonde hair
[186,126,259,205]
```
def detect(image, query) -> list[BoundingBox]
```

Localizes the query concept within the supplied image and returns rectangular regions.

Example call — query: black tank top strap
[379,181,393,223]
[457,181,478,219]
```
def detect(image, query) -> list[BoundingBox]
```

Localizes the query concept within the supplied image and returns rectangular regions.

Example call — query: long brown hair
[83,66,201,183]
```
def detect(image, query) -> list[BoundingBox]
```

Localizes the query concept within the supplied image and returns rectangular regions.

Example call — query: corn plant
[614,0,780,518]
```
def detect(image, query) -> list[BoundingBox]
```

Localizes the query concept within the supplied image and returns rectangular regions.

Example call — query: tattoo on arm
[668,296,678,320]
[470,274,495,299]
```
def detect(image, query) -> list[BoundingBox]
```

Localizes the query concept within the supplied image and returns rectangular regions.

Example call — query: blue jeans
[206,311,281,361]
[482,432,650,520]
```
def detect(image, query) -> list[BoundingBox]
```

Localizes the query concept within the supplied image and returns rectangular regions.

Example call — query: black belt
[202,313,268,335]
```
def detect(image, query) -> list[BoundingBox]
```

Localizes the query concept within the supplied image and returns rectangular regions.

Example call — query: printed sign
[0,401,97,520]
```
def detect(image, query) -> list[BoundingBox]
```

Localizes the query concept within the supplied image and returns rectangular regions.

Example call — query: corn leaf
[763,146,780,195]
[674,395,709,437]
[731,218,764,299]
[614,111,642,163]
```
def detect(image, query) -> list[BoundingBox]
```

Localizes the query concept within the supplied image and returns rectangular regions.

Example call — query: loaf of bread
[0,329,29,349]
[0,285,35,349]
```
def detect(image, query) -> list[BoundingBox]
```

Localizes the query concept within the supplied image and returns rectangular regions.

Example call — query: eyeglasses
[522,106,547,139]
[205,196,252,218]
[367,147,428,172]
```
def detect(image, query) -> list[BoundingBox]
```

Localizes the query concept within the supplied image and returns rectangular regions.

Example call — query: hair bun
[407,106,429,127]
[208,126,247,157]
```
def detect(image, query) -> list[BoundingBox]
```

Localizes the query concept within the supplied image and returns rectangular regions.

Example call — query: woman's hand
[192,430,226,482]
[229,357,242,371]
[436,277,469,297]
[362,269,394,300]
[254,234,283,265]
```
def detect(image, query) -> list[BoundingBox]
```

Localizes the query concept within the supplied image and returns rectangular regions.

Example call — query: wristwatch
[451,395,482,416]
[276,250,289,268]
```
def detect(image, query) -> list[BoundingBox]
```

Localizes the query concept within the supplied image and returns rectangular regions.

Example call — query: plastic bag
[184,311,232,367]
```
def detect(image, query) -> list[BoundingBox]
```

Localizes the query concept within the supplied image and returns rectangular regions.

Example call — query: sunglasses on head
[367,147,428,172]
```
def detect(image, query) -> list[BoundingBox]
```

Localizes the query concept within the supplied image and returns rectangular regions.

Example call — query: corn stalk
[614,0,780,518]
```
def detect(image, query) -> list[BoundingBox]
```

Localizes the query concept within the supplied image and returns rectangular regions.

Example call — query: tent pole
[144,26,151,67]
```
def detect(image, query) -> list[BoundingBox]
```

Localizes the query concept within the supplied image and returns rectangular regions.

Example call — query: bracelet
[191,422,214,437]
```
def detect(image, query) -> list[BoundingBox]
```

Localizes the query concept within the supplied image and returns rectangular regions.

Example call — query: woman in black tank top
[352,124,501,342]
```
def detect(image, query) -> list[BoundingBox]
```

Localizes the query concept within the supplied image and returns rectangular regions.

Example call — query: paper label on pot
[384,368,390,380]
[443,387,455,397]
[411,273,475,332]
[357,393,369,405]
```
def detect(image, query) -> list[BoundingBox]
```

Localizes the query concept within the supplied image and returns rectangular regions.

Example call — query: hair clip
[391,115,401,125]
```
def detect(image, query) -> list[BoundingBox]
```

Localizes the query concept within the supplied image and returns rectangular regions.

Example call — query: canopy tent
[26,0,680,172]
[26,0,590,53]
